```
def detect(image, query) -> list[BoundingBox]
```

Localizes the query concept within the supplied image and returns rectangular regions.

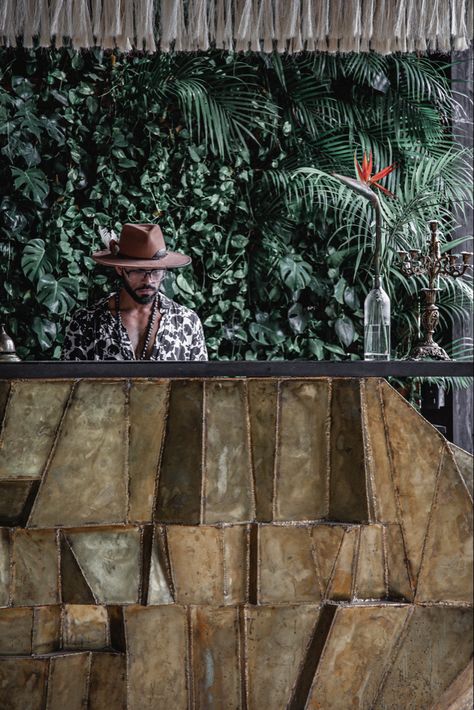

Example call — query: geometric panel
[191,606,241,708]
[0,381,72,480]
[354,524,385,599]
[248,379,278,522]
[46,652,90,710]
[32,606,61,655]
[66,528,141,604]
[416,445,473,603]
[60,534,96,604]
[449,442,474,498]
[155,380,202,524]
[28,381,128,528]
[203,380,255,523]
[124,605,188,710]
[0,607,33,655]
[128,380,169,523]
[0,657,48,709]
[12,529,59,606]
[376,606,473,709]
[0,480,34,525]
[0,527,10,607]
[329,379,368,523]
[258,524,321,603]
[381,380,445,587]
[88,652,127,710]
[306,604,410,709]
[274,380,329,521]
[245,604,320,709]
[326,526,359,600]
[385,524,413,600]
[147,526,174,604]
[310,524,345,596]
[62,605,109,650]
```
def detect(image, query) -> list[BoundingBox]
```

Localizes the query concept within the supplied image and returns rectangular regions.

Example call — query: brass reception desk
[0,363,472,709]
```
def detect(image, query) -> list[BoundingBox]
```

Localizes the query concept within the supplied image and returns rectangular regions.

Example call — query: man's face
[116,267,166,304]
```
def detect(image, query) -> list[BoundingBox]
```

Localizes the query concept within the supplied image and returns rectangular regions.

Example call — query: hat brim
[92,250,191,269]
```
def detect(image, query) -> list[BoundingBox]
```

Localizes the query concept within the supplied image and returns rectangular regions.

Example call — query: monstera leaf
[32,317,57,350]
[279,256,313,291]
[11,167,49,204]
[21,239,52,282]
[37,275,78,314]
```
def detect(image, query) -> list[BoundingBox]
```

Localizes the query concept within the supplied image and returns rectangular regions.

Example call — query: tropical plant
[0,47,471,362]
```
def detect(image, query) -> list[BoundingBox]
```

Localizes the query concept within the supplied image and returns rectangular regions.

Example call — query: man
[62,223,208,360]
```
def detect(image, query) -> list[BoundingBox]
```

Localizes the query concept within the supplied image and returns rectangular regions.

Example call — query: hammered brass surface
[66,528,141,605]
[46,652,90,710]
[247,379,277,521]
[258,524,320,603]
[0,381,71,480]
[382,383,445,587]
[124,605,187,710]
[191,606,241,709]
[274,380,329,520]
[329,379,368,522]
[12,529,58,606]
[376,606,473,709]
[203,381,254,523]
[306,605,410,709]
[0,376,472,710]
[416,447,473,604]
[156,380,202,523]
[128,381,168,523]
[62,604,109,650]
[29,381,128,528]
[245,604,320,709]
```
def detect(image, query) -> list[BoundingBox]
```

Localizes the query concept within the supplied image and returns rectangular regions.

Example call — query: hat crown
[117,224,166,260]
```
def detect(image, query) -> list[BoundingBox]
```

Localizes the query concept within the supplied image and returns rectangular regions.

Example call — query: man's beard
[122,277,159,305]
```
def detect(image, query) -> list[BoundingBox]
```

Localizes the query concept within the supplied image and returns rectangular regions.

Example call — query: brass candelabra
[398,220,472,360]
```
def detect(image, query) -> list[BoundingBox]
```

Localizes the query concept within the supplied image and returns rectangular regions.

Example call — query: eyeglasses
[124,268,165,281]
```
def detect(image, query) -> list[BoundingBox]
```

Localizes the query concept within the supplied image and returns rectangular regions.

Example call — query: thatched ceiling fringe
[0,0,472,53]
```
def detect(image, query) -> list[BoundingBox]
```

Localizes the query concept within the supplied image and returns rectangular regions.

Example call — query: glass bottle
[364,277,391,360]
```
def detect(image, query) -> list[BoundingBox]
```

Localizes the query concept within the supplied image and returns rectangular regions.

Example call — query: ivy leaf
[343,286,360,311]
[11,167,49,205]
[21,239,52,282]
[308,338,324,360]
[288,303,308,334]
[32,317,57,350]
[279,256,313,291]
[37,275,78,315]
[334,277,347,304]
[335,316,356,347]
[249,321,286,345]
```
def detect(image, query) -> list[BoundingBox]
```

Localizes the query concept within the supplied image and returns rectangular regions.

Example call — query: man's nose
[142,271,153,282]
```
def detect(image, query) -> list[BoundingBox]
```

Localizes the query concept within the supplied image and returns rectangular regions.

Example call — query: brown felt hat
[92,223,191,269]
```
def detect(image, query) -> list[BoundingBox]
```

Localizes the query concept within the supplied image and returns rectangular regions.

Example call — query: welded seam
[271,379,282,520]
[151,379,172,525]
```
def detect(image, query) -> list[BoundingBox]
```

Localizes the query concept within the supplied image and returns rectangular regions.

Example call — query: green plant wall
[0,48,471,359]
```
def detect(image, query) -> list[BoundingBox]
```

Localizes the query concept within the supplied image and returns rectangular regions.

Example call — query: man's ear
[115,266,123,277]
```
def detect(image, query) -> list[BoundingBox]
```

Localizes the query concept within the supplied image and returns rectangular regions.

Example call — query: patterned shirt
[62,292,208,361]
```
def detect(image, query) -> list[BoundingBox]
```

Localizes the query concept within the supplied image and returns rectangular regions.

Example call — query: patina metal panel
[203,381,254,523]
[355,524,386,599]
[147,526,173,604]
[62,605,109,650]
[247,379,277,522]
[449,442,473,498]
[60,534,96,604]
[88,652,126,710]
[191,606,241,709]
[327,526,359,600]
[376,606,473,709]
[381,380,444,587]
[245,604,320,709]
[361,379,398,522]
[416,447,473,603]
[66,528,141,604]
[329,380,368,522]
[0,480,33,525]
[12,529,59,606]
[128,380,169,523]
[310,524,345,596]
[167,525,246,605]
[222,525,248,605]
[0,657,48,709]
[258,525,321,603]
[306,605,410,709]
[0,527,10,606]
[46,652,90,710]
[0,381,71,480]
[385,524,413,600]
[156,380,202,524]
[0,607,33,654]
[125,605,188,710]
[29,382,128,528]
[275,380,329,521]
[32,606,61,655]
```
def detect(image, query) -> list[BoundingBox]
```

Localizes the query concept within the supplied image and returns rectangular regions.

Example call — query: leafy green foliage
[0,47,471,361]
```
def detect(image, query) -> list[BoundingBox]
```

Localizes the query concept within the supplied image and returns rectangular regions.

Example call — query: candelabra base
[409,341,450,361]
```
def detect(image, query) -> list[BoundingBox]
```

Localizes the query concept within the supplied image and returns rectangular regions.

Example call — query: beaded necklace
[115,292,159,360]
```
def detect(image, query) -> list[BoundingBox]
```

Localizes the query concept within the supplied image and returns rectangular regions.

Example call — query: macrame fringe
[0,0,472,54]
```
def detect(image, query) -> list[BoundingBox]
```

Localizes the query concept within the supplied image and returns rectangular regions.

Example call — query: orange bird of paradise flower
[355,151,396,197]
